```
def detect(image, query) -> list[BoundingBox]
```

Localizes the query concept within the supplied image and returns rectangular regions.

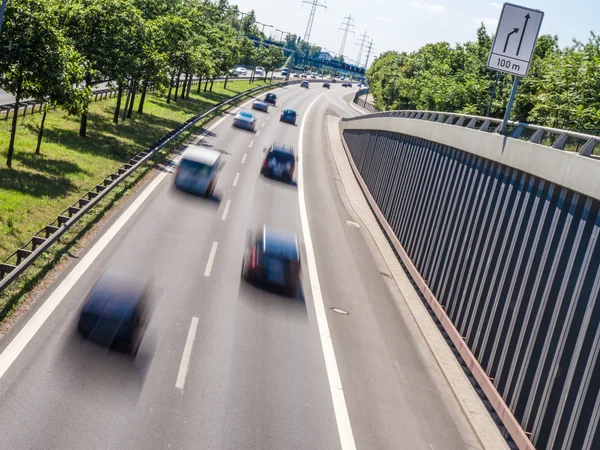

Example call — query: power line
[302,0,326,44]
[364,38,374,69]
[338,14,355,58]
[355,30,369,67]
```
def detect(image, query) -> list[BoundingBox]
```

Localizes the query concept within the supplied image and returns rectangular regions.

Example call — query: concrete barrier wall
[339,117,600,450]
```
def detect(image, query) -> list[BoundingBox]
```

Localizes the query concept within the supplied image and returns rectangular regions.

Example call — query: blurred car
[293,73,300,78]
[331,78,337,83]
[342,82,353,87]
[233,110,257,131]
[323,82,330,89]
[300,73,307,78]
[77,270,151,356]
[264,93,277,105]
[255,66,265,76]
[175,145,223,197]
[230,67,246,76]
[300,81,309,88]
[252,100,269,112]
[280,108,297,125]
[261,144,295,182]
[242,226,301,297]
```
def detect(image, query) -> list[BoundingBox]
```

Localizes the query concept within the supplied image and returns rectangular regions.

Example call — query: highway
[0,84,481,449]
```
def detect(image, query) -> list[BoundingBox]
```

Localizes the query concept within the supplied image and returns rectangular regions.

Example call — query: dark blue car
[280,109,297,125]
[242,226,301,297]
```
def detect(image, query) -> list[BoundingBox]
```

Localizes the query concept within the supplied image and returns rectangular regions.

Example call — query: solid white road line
[241,153,247,164]
[221,199,231,221]
[204,241,218,277]
[0,113,229,383]
[298,93,356,450]
[233,172,240,187]
[175,316,199,390]
[249,140,254,148]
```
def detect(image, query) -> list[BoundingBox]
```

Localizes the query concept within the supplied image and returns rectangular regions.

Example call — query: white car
[230,67,246,76]
[175,145,223,197]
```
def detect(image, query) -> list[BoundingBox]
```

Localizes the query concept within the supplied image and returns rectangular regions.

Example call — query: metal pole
[486,71,500,117]
[0,0,8,36]
[500,76,520,135]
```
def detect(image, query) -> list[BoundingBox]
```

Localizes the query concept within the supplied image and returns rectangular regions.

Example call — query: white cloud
[488,2,502,8]
[376,17,397,24]
[411,1,446,14]
[472,17,499,28]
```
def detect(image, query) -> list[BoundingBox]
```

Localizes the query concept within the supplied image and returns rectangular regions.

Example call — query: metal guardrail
[351,88,600,157]
[0,79,305,294]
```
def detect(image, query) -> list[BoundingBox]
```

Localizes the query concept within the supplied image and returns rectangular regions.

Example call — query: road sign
[487,3,544,77]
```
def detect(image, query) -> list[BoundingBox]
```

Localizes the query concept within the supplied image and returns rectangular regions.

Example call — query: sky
[230,0,600,67]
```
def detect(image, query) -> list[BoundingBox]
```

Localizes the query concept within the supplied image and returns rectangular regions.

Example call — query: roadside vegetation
[366,25,600,134]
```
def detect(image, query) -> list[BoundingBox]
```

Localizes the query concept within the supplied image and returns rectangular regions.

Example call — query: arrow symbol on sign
[516,14,530,56]
[503,28,519,53]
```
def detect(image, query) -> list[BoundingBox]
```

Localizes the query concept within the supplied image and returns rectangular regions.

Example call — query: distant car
[300,81,309,88]
[77,270,151,356]
[280,108,297,125]
[323,82,330,89]
[175,145,223,197]
[252,100,269,112]
[255,66,265,76]
[264,93,277,105]
[233,110,257,131]
[261,144,295,182]
[293,73,300,78]
[230,67,246,76]
[342,82,352,88]
[331,78,337,83]
[301,73,308,78]
[242,226,301,297]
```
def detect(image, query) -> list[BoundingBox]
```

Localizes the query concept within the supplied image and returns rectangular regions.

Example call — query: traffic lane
[301,92,475,449]
[0,88,300,449]
[176,85,339,449]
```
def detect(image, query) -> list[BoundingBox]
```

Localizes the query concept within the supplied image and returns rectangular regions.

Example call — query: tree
[257,45,286,81]
[63,0,145,135]
[0,0,87,167]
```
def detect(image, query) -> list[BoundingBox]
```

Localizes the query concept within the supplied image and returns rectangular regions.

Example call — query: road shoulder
[325,114,509,450]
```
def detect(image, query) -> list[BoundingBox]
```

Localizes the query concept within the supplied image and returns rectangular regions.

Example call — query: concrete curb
[325,114,513,450]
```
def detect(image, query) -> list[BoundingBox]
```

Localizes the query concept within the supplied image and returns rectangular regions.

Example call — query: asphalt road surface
[0,84,481,449]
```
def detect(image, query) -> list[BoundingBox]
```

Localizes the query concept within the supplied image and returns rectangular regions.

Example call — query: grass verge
[0,78,268,262]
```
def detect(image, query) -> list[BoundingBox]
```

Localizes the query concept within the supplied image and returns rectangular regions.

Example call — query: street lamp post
[276,29,290,43]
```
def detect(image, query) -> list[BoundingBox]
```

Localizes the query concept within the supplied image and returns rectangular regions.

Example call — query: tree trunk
[197,76,202,93]
[174,69,182,101]
[167,72,175,104]
[224,75,229,90]
[138,81,148,114]
[113,85,124,124]
[181,73,189,99]
[79,75,91,137]
[127,84,136,118]
[186,74,193,97]
[204,77,209,92]
[6,76,22,168]
[122,83,132,121]
[210,78,214,91]
[36,105,49,155]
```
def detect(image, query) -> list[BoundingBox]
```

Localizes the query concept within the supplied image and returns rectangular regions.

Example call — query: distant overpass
[341,90,600,450]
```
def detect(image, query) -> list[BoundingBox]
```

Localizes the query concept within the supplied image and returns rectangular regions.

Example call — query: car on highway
[342,82,353,88]
[77,270,151,356]
[300,73,308,78]
[323,82,330,89]
[230,67,246,76]
[233,110,257,131]
[174,145,223,197]
[242,226,301,297]
[264,93,277,105]
[255,66,265,76]
[280,108,297,125]
[300,80,309,89]
[252,100,269,112]
[261,144,295,182]
[293,73,300,78]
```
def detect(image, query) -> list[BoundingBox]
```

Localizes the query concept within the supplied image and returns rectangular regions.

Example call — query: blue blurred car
[252,100,269,112]
[300,81,309,89]
[77,270,151,356]
[242,226,301,297]
[280,109,297,125]
[233,110,257,131]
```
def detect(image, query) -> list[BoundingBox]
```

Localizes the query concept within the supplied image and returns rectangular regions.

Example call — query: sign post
[487,3,544,134]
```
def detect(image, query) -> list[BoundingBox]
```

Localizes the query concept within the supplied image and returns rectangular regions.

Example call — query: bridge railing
[352,88,600,157]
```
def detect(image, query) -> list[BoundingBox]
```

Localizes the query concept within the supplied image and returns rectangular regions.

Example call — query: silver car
[233,110,257,131]
[174,145,223,197]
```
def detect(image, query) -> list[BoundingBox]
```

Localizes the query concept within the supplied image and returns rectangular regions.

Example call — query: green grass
[0,78,269,262]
